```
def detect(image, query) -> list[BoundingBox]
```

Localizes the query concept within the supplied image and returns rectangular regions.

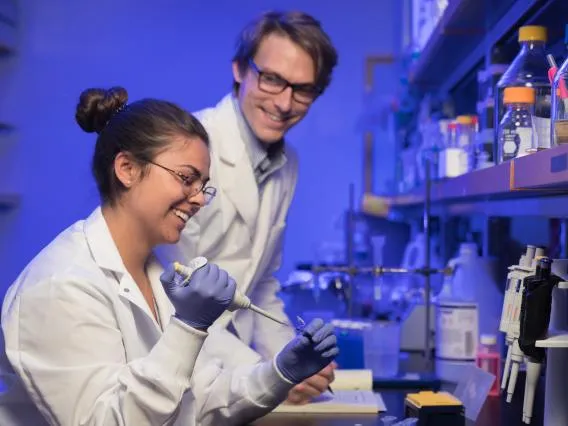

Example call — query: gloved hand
[160,262,236,330]
[275,318,339,384]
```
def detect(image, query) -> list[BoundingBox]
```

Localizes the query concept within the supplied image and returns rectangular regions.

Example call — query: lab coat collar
[84,207,126,275]
[213,95,259,234]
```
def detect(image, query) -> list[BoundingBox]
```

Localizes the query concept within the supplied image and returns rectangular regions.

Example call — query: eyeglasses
[249,59,322,104]
[149,161,217,205]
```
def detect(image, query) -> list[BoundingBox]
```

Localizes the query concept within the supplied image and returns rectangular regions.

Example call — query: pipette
[173,257,291,328]
[174,259,336,394]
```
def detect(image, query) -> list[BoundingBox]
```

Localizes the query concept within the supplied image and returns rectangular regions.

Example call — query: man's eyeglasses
[249,60,322,104]
[149,161,217,205]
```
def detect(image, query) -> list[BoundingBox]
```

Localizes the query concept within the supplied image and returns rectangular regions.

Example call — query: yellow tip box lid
[405,391,463,408]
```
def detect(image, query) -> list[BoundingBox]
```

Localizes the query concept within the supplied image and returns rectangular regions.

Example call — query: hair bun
[75,87,129,134]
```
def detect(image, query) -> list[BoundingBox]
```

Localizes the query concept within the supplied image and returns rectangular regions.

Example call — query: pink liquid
[476,351,501,396]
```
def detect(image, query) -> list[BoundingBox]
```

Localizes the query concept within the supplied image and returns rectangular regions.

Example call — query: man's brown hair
[232,11,338,94]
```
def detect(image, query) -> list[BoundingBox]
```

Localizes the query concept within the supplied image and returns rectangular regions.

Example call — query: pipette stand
[536,281,568,426]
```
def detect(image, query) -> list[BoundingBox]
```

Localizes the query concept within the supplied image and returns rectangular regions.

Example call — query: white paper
[332,369,373,391]
[273,390,386,414]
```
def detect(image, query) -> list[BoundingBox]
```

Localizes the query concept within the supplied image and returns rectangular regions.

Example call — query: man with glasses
[159,10,338,405]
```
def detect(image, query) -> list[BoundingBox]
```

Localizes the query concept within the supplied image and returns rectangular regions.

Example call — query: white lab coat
[157,94,297,367]
[0,207,294,426]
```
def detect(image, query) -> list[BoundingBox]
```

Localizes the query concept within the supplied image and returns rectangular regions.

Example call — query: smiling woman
[0,85,339,425]
[75,87,216,247]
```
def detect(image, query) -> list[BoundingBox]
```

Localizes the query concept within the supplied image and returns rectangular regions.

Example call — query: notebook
[273,369,386,414]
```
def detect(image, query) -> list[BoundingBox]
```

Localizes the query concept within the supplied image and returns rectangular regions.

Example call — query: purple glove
[275,318,339,384]
[160,262,236,330]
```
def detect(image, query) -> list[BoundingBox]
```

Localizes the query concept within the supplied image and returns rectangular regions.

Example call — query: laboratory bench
[252,390,536,426]
[252,368,547,426]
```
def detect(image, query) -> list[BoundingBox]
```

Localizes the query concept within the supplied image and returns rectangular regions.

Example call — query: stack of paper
[273,369,386,414]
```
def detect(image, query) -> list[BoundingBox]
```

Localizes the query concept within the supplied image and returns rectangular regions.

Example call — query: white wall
[0,0,401,290]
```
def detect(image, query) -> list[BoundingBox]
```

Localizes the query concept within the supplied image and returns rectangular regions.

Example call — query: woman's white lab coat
[0,207,293,426]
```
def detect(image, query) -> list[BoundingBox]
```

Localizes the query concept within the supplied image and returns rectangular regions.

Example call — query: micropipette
[173,257,291,327]
[174,259,336,394]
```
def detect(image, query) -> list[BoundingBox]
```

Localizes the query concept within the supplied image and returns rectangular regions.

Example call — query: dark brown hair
[75,86,209,205]
[233,11,338,93]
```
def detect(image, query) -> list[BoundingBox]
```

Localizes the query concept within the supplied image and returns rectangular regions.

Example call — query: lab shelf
[362,145,568,217]
[411,0,567,95]
[536,333,568,348]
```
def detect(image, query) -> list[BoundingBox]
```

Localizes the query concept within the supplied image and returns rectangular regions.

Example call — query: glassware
[497,87,535,162]
[551,55,568,146]
[495,26,550,161]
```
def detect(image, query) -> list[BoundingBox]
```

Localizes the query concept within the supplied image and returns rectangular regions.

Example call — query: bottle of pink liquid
[476,334,500,396]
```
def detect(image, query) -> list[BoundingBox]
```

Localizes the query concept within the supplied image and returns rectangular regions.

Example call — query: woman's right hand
[160,262,236,330]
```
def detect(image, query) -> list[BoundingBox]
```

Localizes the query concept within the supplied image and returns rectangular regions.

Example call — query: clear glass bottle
[551,55,568,146]
[456,115,478,171]
[498,87,536,163]
[495,26,550,162]
[438,121,468,178]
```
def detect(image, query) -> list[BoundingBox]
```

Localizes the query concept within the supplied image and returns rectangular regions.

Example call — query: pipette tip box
[404,391,465,426]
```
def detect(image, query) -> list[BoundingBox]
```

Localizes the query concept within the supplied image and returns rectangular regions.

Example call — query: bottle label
[501,128,518,160]
[533,117,551,149]
[516,127,533,156]
[436,303,479,361]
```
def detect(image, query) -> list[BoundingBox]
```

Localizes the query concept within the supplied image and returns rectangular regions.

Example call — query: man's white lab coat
[158,94,298,367]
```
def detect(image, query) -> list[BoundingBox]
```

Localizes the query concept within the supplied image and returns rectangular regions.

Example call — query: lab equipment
[438,121,468,178]
[477,64,509,168]
[550,52,568,145]
[435,243,481,383]
[536,258,568,425]
[173,258,291,328]
[362,321,401,378]
[175,258,337,393]
[434,300,478,382]
[499,245,542,403]
[455,115,477,171]
[302,251,449,369]
[274,318,339,384]
[395,233,442,354]
[281,241,349,322]
[476,334,500,397]
[331,319,366,369]
[519,257,559,424]
[495,25,551,159]
[404,391,465,426]
[497,87,536,162]
[371,235,388,316]
[438,242,502,336]
[161,260,236,329]
[498,247,560,424]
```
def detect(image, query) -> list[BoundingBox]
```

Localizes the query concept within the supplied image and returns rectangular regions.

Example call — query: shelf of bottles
[364,0,568,219]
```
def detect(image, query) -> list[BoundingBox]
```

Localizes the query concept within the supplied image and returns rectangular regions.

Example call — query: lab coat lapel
[241,177,280,295]
[214,96,259,236]
[146,257,175,328]
[83,208,162,333]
